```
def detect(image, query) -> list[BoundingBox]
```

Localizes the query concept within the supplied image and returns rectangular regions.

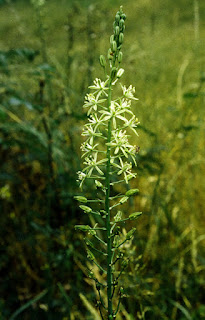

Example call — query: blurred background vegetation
[0,0,205,319]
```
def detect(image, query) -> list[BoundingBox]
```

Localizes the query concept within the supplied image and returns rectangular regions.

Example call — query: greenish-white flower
[89,78,109,98]
[112,158,136,183]
[82,124,103,145]
[116,98,131,111]
[83,93,106,116]
[122,115,139,136]
[108,130,130,157]
[88,114,106,128]
[121,84,139,101]
[77,171,86,188]
[83,153,107,177]
[100,102,128,129]
[81,142,99,158]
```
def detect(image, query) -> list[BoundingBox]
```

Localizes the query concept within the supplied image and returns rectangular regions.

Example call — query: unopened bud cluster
[108,6,126,64]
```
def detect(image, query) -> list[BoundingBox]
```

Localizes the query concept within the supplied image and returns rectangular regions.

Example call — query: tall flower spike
[75,6,142,319]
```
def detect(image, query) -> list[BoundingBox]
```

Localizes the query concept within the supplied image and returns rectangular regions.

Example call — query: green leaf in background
[9,290,48,320]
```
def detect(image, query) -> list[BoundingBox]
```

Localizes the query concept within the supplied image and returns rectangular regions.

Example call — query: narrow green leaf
[169,299,192,320]
[57,282,72,308]
[9,290,48,320]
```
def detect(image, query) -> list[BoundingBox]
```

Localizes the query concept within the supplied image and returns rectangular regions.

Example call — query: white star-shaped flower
[83,153,107,177]
[89,78,109,98]
[121,84,139,101]
[83,93,106,115]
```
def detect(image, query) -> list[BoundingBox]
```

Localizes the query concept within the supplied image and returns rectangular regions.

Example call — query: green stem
[114,296,122,316]
[111,217,130,224]
[114,238,128,249]
[105,72,114,317]
[93,260,107,274]
[94,235,107,247]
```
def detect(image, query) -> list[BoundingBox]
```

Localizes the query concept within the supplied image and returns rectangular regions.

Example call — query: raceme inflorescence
[75,6,142,319]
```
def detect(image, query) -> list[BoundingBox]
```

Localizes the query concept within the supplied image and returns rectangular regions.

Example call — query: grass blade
[169,299,192,320]
[9,289,48,320]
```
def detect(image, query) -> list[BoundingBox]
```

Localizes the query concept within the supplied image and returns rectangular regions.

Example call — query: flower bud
[116,68,124,78]
[114,26,120,36]
[111,67,117,79]
[125,188,139,197]
[110,34,114,44]
[127,174,134,181]
[88,228,96,236]
[74,196,88,203]
[85,238,94,248]
[119,33,124,44]
[119,196,129,204]
[99,55,106,68]
[120,287,124,294]
[121,13,126,20]
[87,249,95,261]
[115,14,120,23]
[119,19,124,29]
[95,180,103,188]
[108,48,113,60]
[129,212,142,220]
[111,40,117,52]
[75,225,91,232]
[114,211,122,222]
[79,205,92,213]
[88,270,94,279]
[126,228,136,240]
[118,51,123,63]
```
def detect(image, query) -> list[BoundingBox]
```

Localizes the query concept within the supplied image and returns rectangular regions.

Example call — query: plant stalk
[105,74,113,316]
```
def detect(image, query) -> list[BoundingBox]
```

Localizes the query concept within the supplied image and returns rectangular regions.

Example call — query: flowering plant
[75,6,142,319]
